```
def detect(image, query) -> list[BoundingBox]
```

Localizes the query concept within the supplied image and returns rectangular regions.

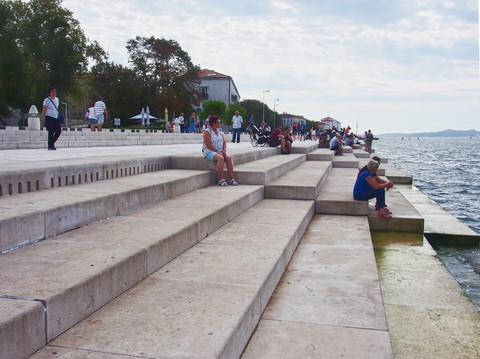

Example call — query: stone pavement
[0,138,479,359]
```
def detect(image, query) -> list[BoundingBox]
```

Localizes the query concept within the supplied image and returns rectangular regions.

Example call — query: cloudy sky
[63,0,479,134]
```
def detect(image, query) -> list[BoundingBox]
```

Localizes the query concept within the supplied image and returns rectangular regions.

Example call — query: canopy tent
[129,113,158,120]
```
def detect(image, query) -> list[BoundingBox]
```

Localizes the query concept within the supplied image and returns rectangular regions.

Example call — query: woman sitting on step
[353,159,394,218]
[202,116,239,187]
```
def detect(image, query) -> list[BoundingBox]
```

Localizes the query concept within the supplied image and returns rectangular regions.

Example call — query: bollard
[27,105,40,130]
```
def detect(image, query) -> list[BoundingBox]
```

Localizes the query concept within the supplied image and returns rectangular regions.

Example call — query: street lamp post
[262,89,270,122]
[273,98,280,128]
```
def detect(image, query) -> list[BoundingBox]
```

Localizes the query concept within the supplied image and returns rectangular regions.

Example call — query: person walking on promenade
[299,121,306,141]
[94,96,108,132]
[202,116,239,187]
[365,129,374,153]
[40,86,62,150]
[353,159,394,218]
[87,103,98,131]
[231,111,243,143]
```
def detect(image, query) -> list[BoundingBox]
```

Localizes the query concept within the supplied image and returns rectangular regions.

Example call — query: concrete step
[353,148,371,158]
[0,298,46,359]
[367,187,424,233]
[395,185,480,245]
[265,161,332,200]
[231,153,307,185]
[0,154,172,197]
[0,128,207,150]
[289,141,319,154]
[0,169,213,254]
[332,152,359,168]
[0,185,264,358]
[382,163,412,184]
[242,214,392,358]
[30,199,315,359]
[316,168,425,233]
[316,168,368,215]
[307,148,334,161]
[0,145,275,198]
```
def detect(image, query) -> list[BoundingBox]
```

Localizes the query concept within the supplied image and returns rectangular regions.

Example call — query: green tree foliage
[239,99,265,125]
[224,103,247,126]
[125,36,200,118]
[199,100,227,119]
[0,0,100,121]
[90,62,142,126]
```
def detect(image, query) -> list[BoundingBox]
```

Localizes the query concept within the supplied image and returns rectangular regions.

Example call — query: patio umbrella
[146,106,150,126]
[141,108,145,126]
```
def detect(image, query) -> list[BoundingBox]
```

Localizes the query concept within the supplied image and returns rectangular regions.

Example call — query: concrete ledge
[265,161,332,200]
[35,200,315,359]
[0,155,171,197]
[395,185,480,245]
[0,170,212,253]
[0,298,46,359]
[382,163,412,184]
[289,141,318,154]
[244,215,392,358]
[233,154,306,185]
[307,148,334,161]
[368,188,424,233]
[353,149,371,158]
[332,153,359,168]
[315,168,369,215]
[0,185,264,345]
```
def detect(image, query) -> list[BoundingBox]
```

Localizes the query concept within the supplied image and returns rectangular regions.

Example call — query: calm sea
[374,137,480,310]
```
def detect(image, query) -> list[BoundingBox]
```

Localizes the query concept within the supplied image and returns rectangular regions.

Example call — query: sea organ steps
[2,144,426,358]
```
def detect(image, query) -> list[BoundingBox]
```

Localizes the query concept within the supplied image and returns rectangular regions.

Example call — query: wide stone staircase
[0,141,423,358]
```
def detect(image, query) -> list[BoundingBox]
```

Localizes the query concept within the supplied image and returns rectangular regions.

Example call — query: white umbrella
[146,106,150,126]
[141,108,145,126]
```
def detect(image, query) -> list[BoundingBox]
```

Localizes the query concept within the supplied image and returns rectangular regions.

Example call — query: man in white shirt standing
[94,96,108,132]
[231,111,243,143]
[178,113,185,133]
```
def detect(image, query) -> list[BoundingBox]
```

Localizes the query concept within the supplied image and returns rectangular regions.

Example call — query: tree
[0,0,101,122]
[224,103,247,126]
[239,99,266,126]
[126,36,200,117]
[199,100,227,119]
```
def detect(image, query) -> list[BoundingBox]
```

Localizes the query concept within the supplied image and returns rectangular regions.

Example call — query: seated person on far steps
[353,159,394,219]
[329,132,343,156]
[268,124,291,154]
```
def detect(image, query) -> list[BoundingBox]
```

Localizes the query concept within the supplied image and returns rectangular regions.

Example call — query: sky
[62,0,479,134]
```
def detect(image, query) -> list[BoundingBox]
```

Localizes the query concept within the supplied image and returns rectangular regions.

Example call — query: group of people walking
[40,87,108,150]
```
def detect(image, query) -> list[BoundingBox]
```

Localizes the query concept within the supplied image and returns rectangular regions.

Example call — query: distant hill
[378,129,480,138]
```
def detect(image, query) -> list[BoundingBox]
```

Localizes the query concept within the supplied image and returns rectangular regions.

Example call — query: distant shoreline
[378,129,479,138]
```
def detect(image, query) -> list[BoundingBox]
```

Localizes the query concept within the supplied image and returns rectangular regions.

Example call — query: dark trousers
[232,128,241,143]
[354,188,386,209]
[45,116,62,148]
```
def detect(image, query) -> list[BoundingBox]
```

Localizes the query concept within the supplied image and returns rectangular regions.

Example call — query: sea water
[374,137,480,310]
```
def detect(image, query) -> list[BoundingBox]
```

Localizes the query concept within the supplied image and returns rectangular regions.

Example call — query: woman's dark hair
[209,115,220,125]
[48,86,56,92]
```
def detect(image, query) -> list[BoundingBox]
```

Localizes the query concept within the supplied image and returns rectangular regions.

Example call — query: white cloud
[62,0,479,132]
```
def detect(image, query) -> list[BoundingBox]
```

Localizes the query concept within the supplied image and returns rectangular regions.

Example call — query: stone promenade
[0,134,479,359]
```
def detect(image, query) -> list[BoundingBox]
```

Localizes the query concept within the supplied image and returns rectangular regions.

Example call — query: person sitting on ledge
[353,159,394,219]
[202,115,239,187]
[318,130,329,148]
[358,156,382,176]
[329,132,343,156]
[268,124,290,154]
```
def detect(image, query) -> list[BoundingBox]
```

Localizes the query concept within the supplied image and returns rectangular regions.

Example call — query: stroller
[249,123,270,147]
